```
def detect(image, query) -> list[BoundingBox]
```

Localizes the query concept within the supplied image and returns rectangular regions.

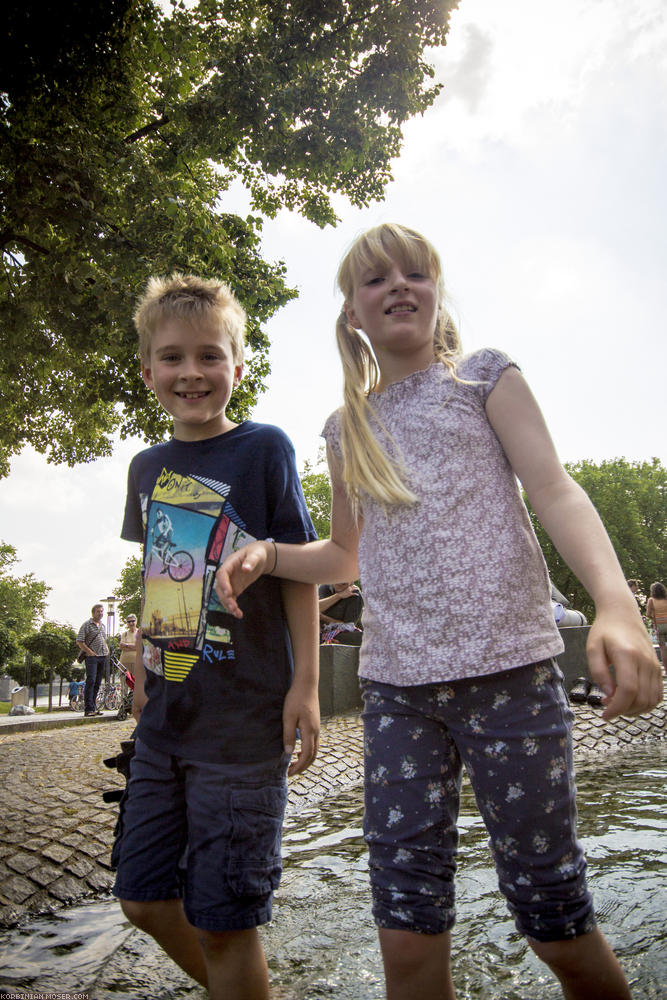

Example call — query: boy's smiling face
[142,320,243,441]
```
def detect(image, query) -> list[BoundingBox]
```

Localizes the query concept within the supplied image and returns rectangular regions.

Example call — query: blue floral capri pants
[361,659,597,943]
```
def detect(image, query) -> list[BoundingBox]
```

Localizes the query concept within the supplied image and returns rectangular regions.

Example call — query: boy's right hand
[214,541,272,619]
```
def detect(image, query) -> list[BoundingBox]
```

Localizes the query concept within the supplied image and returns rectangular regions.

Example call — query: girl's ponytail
[334,222,464,510]
[336,311,418,509]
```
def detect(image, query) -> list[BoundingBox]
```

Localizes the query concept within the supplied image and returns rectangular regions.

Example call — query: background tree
[300,449,332,539]
[115,555,143,624]
[525,457,667,622]
[0,621,20,676]
[0,543,50,669]
[22,622,79,709]
[1,0,459,476]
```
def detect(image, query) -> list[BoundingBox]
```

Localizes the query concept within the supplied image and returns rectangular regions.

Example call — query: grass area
[0,701,60,715]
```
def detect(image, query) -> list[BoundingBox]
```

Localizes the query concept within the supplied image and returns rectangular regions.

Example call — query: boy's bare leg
[529,926,631,1000]
[120,898,208,987]
[197,926,270,1000]
[378,928,456,1000]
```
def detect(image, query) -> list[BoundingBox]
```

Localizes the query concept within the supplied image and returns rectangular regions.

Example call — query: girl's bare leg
[378,927,456,1000]
[529,926,631,1000]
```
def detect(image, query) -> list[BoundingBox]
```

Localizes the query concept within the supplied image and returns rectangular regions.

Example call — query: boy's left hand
[283,683,320,777]
[586,603,663,720]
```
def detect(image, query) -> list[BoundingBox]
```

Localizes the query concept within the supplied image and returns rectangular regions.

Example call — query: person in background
[76,604,109,717]
[318,581,363,625]
[118,614,139,695]
[318,581,364,645]
[646,582,667,676]
[68,677,82,711]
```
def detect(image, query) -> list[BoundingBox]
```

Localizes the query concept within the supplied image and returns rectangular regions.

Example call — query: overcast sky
[1,0,666,631]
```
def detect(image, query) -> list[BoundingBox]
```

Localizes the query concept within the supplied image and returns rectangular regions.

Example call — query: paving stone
[86,868,115,892]
[22,837,49,851]
[78,840,109,859]
[0,902,23,926]
[2,874,38,904]
[29,862,63,888]
[48,875,86,903]
[42,843,73,864]
[60,832,86,849]
[5,853,41,875]
[64,856,94,878]
[2,830,26,845]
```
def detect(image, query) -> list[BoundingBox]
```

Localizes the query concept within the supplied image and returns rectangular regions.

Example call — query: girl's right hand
[214,541,271,619]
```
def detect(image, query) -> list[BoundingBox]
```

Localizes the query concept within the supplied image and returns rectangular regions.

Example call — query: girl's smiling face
[345,257,439,372]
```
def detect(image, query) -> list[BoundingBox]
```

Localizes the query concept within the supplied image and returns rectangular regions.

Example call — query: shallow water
[0,742,665,999]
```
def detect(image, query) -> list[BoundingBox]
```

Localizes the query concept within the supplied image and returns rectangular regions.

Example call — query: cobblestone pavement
[0,683,665,929]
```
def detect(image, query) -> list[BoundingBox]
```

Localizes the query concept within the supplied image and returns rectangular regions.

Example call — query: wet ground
[1,688,666,928]
[1,742,666,999]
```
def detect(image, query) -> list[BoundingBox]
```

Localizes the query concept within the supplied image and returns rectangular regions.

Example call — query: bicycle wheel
[107,687,121,710]
[168,549,195,582]
[95,687,105,711]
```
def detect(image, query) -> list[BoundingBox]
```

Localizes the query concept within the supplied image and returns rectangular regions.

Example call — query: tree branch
[0,231,50,255]
[123,116,170,143]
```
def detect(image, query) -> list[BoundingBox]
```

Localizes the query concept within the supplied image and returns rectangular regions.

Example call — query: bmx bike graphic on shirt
[146,541,195,582]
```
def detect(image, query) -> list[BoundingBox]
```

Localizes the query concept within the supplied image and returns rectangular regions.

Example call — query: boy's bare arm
[131,611,147,721]
[280,579,320,777]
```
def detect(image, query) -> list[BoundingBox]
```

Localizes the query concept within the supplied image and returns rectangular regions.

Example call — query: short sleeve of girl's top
[321,349,563,686]
[321,348,515,456]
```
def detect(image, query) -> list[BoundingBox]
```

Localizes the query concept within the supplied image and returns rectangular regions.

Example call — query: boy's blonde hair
[335,223,462,508]
[134,273,246,364]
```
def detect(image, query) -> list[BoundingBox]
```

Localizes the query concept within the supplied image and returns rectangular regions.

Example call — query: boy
[113,273,319,1000]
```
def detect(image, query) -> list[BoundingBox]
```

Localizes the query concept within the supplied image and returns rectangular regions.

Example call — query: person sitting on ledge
[319,582,363,645]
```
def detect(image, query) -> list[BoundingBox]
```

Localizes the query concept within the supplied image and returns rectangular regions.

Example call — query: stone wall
[555,626,591,687]
[318,627,664,716]
[318,644,363,717]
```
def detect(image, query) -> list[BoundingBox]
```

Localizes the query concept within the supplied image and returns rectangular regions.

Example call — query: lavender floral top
[322,349,563,686]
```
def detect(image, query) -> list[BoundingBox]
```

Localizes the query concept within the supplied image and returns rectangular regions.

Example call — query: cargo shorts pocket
[227,783,287,896]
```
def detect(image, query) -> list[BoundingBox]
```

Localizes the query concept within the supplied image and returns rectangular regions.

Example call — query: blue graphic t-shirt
[121,421,317,763]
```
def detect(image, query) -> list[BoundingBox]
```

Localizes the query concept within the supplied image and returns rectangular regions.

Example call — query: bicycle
[146,541,195,582]
[69,689,84,712]
[96,682,121,712]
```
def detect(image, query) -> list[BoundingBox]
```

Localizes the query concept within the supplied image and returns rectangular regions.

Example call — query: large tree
[0,542,50,641]
[0,0,459,476]
[525,457,667,622]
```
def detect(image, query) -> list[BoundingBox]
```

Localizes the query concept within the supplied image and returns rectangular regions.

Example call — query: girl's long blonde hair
[335,223,462,508]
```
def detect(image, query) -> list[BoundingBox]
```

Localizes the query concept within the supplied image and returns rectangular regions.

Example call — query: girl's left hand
[586,605,663,720]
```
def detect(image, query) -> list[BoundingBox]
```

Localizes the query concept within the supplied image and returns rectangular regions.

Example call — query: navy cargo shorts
[113,738,289,932]
[361,659,596,942]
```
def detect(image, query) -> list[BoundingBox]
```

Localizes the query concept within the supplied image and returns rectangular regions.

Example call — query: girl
[215,224,662,1000]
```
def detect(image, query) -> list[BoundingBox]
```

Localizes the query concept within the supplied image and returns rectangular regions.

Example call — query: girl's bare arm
[486,366,662,720]
[215,445,360,617]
